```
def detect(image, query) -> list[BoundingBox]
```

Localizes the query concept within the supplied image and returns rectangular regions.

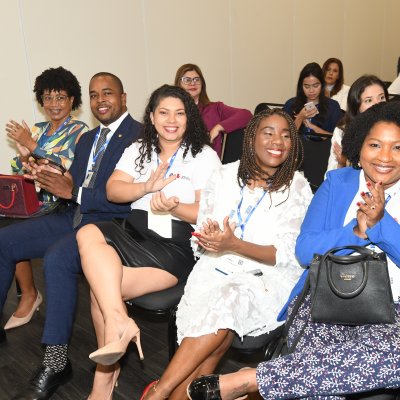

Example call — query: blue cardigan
[278,167,400,320]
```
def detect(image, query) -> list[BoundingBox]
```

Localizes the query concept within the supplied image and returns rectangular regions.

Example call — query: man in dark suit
[0,72,141,399]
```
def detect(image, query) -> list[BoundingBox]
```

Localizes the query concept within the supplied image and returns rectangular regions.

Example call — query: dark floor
[0,260,262,399]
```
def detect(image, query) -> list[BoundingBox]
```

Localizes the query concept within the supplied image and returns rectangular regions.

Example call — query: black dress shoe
[12,359,72,399]
[187,375,222,400]
[0,328,6,343]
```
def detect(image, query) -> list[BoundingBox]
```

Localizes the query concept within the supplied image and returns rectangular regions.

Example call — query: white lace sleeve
[190,162,239,257]
[270,173,313,284]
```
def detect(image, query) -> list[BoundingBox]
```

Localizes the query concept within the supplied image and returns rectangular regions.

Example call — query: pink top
[199,102,252,158]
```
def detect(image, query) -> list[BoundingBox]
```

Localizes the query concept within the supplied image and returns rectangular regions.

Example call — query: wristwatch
[71,185,79,202]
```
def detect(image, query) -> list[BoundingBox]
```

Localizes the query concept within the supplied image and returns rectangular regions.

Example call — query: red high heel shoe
[140,380,168,399]
[89,319,144,365]
[140,381,158,400]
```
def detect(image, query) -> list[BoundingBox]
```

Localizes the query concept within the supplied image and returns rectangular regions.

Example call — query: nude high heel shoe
[4,291,43,330]
[107,363,120,400]
[89,319,144,365]
[87,363,120,400]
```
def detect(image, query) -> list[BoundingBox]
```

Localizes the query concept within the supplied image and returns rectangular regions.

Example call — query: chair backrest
[254,102,284,114]
[221,128,244,164]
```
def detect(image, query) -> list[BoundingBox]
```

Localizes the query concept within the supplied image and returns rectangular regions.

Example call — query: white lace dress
[176,161,313,343]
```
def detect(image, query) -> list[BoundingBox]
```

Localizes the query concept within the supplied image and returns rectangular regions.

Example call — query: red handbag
[0,175,40,217]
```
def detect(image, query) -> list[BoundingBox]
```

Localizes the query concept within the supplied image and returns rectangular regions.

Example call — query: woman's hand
[150,191,180,213]
[303,119,332,136]
[6,120,37,152]
[294,106,318,130]
[333,141,347,167]
[144,162,176,194]
[354,181,385,238]
[22,159,64,179]
[195,216,237,253]
[209,124,225,143]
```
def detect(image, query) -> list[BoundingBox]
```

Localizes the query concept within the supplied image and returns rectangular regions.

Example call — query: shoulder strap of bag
[270,273,310,359]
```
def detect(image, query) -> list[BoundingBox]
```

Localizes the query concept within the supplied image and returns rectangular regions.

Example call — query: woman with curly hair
[187,101,400,400]
[141,108,313,399]
[75,84,221,398]
[3,66,88,331]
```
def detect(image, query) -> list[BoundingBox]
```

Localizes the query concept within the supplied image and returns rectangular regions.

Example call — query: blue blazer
[68,114,141,223]
[279,167,400,320]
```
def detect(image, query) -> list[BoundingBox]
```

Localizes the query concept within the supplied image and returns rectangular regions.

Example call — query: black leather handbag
[309,245,395,325]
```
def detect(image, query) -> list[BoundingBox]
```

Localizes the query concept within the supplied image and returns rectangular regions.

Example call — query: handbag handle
[0,183,17,209]
[327,260,368,298]
[318,245,378,299]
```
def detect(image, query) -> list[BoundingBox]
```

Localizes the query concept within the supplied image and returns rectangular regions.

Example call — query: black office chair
[230,325,284,360]
[126,281,186,360]
[221,128,244,164]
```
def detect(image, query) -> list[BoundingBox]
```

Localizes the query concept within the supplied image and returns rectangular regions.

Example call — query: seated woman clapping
[187,101,400,400]
[141,109,313,399]
[76,85,221,399]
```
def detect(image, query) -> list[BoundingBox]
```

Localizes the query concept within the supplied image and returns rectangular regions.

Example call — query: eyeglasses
[41,94,69,105]
[181,77,201,85]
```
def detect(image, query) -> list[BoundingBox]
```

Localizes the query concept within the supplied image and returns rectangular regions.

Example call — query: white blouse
[176,161,313,343]
[115,141,221,214]
[331,84,350,111]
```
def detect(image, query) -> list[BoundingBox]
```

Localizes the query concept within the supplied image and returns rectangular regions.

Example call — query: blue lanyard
[157,148,179,177]
[236,187,267,239]
[92,127,111,165]
[37,116,72,147]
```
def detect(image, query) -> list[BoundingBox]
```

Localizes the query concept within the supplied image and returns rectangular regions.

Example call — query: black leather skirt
[94,209,195,282]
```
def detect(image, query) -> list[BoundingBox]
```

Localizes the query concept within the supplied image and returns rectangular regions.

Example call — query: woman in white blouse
[76,85,221,399]
[141,109,313,399]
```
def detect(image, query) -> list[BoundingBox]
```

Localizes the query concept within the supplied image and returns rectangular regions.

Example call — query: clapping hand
[144,162,176,194]
[22,160,73,199]
[354,181,385,239]
[150,191,180,213]
[6,120,36,151]
[194,216,237,253]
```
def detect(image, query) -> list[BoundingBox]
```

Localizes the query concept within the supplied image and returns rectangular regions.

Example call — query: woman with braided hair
[141,108,313,399]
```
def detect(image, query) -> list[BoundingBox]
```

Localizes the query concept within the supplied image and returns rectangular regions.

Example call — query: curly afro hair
[33,66,82,110]
[342,101,400,168]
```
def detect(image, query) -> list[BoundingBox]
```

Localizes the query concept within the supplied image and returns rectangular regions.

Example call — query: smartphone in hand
[30,154,67,174]
[304,101,318,114]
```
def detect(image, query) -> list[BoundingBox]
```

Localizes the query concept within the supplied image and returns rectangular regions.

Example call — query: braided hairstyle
[238,108,303,193]
[343,101,400,168]
[135,84,209,173]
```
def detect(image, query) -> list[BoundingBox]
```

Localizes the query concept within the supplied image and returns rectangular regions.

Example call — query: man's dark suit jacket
[69,113,142,223]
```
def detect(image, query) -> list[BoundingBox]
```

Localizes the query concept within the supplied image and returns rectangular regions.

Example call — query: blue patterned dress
[11,117,88,204]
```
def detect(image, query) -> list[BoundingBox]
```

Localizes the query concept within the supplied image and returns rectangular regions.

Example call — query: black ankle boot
[187,375,221,400]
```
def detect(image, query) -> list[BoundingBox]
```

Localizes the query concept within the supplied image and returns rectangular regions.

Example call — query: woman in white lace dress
[141,109,313,400]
